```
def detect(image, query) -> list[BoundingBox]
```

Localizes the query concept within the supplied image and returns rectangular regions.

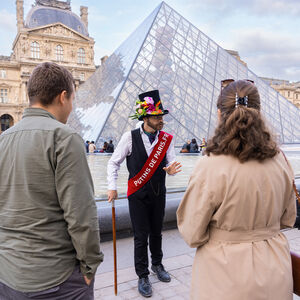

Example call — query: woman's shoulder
[272,151,294,177]
[192,154,243,175]
[201,152,290,174]
[198,154,235,164]
[193,154,227,169]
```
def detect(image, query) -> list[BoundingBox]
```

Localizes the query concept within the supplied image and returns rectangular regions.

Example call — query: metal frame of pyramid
[68,2,300,146]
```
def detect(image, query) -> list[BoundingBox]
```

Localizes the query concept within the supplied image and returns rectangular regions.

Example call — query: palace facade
[0,0,96,133]
[261,77,300,108]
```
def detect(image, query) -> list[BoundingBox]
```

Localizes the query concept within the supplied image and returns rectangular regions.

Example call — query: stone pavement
[94,254,192,299]
[93,228,300,299]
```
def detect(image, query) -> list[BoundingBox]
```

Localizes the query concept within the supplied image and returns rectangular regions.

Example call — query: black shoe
[151,264,171,282]
[138,276,152,298]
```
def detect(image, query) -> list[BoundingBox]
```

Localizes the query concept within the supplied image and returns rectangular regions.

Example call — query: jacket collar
[22,108,57,120]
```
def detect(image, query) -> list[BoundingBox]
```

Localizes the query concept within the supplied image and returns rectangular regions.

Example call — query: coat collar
[22,108,57,120]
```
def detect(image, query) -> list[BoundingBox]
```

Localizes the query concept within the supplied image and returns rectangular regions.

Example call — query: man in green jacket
[0,62,103,299]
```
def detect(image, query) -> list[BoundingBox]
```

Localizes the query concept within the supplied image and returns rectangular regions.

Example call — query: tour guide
[107,90,181,297]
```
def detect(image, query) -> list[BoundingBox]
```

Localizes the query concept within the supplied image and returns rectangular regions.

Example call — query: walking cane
[111,199,118,295]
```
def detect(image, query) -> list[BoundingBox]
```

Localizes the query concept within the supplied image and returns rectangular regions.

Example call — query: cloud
[247,55,300,82]
[94,44,112,63]
[87,13,108,25]
[231,29,300,81]
[234,29,299,54]
[0,9,16,56]
[171,0,300,81]
[116,8,135,17]
[250,0,300,16]
[71,3,108,23]
[183,0,300,16]
[0,9,15,32]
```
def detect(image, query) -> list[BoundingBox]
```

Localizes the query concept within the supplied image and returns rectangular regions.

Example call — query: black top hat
[131,90,169,121]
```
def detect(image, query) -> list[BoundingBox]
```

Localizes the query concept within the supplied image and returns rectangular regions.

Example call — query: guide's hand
[163,161,182,175]
[107,190,118,202]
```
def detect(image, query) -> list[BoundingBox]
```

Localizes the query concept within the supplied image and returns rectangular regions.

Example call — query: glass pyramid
[68,2,300,146]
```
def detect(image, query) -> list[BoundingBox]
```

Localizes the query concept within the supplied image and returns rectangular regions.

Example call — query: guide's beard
[148,121,164,131]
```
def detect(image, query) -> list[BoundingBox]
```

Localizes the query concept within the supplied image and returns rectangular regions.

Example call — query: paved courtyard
[94,254,192,299]
[93,228,300,299]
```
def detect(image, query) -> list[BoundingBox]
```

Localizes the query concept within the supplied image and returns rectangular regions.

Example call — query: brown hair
[206,80,279,162]
[27,62,74,106]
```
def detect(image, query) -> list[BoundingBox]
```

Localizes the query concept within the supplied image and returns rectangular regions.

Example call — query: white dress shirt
[107,124,176,190]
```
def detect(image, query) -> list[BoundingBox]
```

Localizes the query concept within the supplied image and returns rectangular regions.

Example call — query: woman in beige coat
[177,79,296,300]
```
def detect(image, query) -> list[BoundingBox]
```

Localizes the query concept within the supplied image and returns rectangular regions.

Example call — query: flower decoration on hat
[129,90,169,121]
[130,97,163,120]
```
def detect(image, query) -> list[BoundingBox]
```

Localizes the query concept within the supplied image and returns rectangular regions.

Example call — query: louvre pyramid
[68,2,300,146]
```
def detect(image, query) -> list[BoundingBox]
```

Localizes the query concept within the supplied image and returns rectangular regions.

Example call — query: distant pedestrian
[177,79,296,300]
[189,138,199,153]
[200,137,207,156]
[85,140,90,153]
[100,141,108,153]
[89,141,96,153]
[180,140,190,153]
[106,140,114,153]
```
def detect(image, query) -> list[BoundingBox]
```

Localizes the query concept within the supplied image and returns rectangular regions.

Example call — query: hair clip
[235,93,248,108]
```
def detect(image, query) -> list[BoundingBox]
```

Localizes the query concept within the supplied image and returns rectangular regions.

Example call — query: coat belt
[209,226,280,243]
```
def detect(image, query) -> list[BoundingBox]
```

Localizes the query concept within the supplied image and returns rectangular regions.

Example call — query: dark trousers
[128,192,166,278]
[0,265,94,300]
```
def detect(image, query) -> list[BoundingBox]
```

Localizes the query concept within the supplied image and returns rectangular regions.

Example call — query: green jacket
[0,108,103,292]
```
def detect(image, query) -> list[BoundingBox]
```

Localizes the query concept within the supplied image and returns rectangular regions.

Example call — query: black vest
[126,128,167,198]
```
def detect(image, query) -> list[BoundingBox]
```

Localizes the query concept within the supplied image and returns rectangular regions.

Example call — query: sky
[0,0,299,82]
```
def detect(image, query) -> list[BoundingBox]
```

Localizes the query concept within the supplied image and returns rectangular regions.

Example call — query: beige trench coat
[177,152,296,300]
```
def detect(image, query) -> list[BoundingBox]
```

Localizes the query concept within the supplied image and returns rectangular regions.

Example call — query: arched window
[0,114,14,132]
[55,45,63,61]
[77,48,85,64]
[31,41,40,59]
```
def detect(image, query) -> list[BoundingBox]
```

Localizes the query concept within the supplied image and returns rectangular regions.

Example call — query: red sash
[127,131,173,197]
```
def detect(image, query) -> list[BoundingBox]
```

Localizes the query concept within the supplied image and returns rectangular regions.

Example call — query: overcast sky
[0,0,299,82]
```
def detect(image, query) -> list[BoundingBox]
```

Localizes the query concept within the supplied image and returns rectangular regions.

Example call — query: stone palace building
[0,0,96,133]
[261,77,300,109]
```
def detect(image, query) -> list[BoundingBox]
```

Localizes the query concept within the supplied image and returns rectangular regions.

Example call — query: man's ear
[57,90,67,106]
